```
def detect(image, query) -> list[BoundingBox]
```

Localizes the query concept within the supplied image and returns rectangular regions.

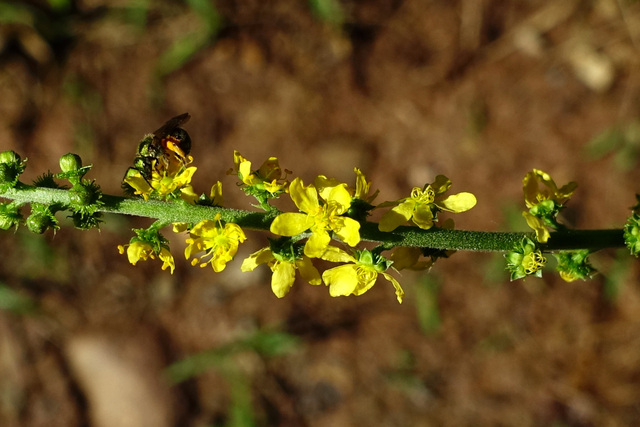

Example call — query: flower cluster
[114,131,477,302]
[0,151,104,233]
[6,114,634,303]
[513,169,596,281]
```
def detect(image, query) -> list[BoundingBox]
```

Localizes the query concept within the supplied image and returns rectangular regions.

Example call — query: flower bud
[26,205,57,234]
[59,153,83,173]
[0,203,22,230]
[624,214,640,257]
[0,150,21,165]
[26,213,53,234]
[0,151,26,188]
[69,183,94,206]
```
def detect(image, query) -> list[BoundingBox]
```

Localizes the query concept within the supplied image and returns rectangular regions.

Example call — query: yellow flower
[124,154,198,203]
[118,240,175,274]
[522,211,551,243]
[230,151,289,195]
[185,215,246,272]
[241,246,321,298]
[313,168,378,203]
[270,177,361,258]
[197,181,224,206]
[523,169,576,209]
[157,248,176,273]
[505,237,546,280]
[379,175,476,232]
[353,167,379,203]
[313,168,379,222]
[521,170,577,242]
[209,181,223,205]
[320,247,404,303]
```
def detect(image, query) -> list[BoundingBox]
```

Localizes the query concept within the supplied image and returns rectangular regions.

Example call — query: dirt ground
[1,1,640,426]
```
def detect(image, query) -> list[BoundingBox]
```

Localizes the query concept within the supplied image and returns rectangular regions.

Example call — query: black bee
[123,113,192,192]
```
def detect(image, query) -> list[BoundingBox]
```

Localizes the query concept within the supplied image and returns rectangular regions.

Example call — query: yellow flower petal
[382,272,404,303]
[158,248,175,274]
[124,170,153,199]
[333,216,361,247]
[352,268,377,296]
[319,246,355,263]
[354,168,371,200]
[289,178,320,213]
[304,229,331,258]
[211,250,233,272]
[270,212,315,236]
[239,159,253,184]
[241,247,274,272]
[271,261,296,297]
[314,175,344,200]
[296,257,322,285]
[127,241,153,265]
[431,175,452,194]
[180,185,198,204]
[258,157,282,181]
[210,181,223,205]
[379,199,414,232]
[522,211,551,243]
[325,184,352,211]
[412,204,435,229]
[172,222,189,233]
[437,192,477,213]
[322,264,359,297]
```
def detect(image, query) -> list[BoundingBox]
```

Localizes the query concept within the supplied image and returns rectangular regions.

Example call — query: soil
[1,1,640,426]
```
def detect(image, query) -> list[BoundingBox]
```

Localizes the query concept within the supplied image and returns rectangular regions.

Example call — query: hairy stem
[1,185,626,252]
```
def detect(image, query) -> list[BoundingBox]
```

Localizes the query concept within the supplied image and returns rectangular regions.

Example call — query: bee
[123,113,192,193]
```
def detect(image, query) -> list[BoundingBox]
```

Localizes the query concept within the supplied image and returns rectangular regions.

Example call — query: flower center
[411,186,435,204]
[522,252,546,274]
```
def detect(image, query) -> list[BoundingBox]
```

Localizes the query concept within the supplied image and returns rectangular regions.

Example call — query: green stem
[0,185,626,252]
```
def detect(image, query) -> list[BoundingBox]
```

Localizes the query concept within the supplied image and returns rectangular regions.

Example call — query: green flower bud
[56,153,92,184]
[624,213,640,257]
[26,204,58,234]
[0,151,26,189]
[554,250,596,282]
[69,180,103,208]
[0,202,22,230]
[0,150,21,164]
[59,153,83,173]
[69,183,94,206]
[70,210,102,230]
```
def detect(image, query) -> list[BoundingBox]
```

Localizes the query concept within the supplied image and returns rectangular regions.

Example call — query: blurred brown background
[1,1,640,426]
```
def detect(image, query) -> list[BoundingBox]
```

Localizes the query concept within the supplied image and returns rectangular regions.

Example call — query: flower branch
[1,114,638,303]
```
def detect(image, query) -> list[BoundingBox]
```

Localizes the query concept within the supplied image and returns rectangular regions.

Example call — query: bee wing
[153,113,191,139]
